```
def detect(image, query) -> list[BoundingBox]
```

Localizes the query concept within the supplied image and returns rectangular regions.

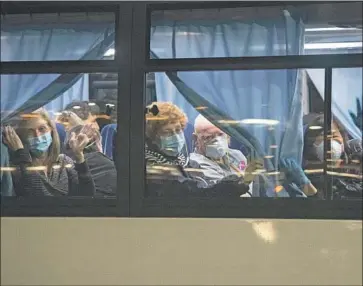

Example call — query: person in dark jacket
[64,124,117,198]
[1,131,14,196]
[2,110,95,197]
[303,113,362,199]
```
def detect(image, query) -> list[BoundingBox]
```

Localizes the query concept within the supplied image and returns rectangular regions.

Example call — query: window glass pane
[150,2,362,59]
[144,69,327,199]
[329,68,362,200]
[0,73,118,198]
[0,12,115,62]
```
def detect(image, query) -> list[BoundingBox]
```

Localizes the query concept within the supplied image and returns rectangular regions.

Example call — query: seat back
[56,123,66,152]
[101,124,117,159]
[183,122,194,153]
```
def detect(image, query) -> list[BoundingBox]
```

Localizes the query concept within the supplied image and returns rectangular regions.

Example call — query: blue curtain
[44,75,90,117]
[151,9,304,167]
[305,45,362,139]
[0,13,114,121]
[307,67,362,139]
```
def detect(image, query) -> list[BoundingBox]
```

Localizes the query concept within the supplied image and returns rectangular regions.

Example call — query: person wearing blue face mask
[145,102,189,173]
[2,110,95,197]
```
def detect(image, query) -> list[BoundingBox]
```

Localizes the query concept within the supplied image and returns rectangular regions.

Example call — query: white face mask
[205,135,229,159]
[314,140,343,161]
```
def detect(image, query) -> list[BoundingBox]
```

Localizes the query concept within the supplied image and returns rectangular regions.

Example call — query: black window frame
[1,1,362,220]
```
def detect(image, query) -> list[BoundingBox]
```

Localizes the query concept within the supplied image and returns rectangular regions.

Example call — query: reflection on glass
[144,69,328,198]
[1,12,115,62]
[150,2,362,59]
[0,73,118,198]
[329,68,362,200]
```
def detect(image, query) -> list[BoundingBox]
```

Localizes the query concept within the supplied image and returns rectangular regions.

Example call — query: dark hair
[64,101,100,121]
[303,113,349,168]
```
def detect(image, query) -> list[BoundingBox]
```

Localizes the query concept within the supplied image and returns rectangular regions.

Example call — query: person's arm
[63,155,95,197]
[66,126,96,197]
[12,149,53,196]
[280,157,317,197]
[1,139,14,196]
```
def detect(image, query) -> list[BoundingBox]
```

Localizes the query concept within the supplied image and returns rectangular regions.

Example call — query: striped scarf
[145,144,188,167]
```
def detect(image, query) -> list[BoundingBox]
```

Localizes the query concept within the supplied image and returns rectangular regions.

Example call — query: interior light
[72,106,81,110]
[240,119,279,125]
[304,169,324,174]
[104,48,115,57]
[304,42,362,50]
[26,166,47,171]
[195,106,208,110]
[52,165,61,170]
[309,125,323,130]
[65,164,73,168]
[88,102,96,106]
[217,120,241,124]
[0,167,16,172]
[266,171,280,176]
[327,171,362,180]
[270,145,278,149]
[146,116,169,121]
[264,155,274,159]
[305,27,359,32]
[106,103,115,107]
[54,112,62,116]
[20,114,40,119]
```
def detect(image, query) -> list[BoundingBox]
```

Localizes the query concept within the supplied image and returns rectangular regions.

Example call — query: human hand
[280,157,310,186]
[57,111,84,131]
[68,126,90,163]
[244,159,264,184]
[2,126,24,151]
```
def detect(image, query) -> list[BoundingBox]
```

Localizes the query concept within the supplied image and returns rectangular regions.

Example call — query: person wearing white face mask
[189,114,262,192]
[303,113,362,200]
[144,102,258,198]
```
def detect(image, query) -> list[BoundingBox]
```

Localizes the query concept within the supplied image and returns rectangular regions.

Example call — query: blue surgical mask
[27,131,52,157]
[159,132,185,157]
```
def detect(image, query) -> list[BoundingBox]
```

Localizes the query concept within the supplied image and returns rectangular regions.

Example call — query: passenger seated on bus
[59,101,100,131]
[145,101,225,196]
[189,114,263,190]
[303,113,362,199]
[2,110,95,196]
[64,124,116,198]
[145,102,191,178]
[0,130,14,196]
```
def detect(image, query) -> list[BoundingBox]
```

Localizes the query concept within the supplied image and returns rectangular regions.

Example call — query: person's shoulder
[228,148,246,159]
[189,153,207,166]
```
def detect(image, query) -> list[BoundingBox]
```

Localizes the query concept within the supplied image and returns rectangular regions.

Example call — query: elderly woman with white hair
[190,114,263,195]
